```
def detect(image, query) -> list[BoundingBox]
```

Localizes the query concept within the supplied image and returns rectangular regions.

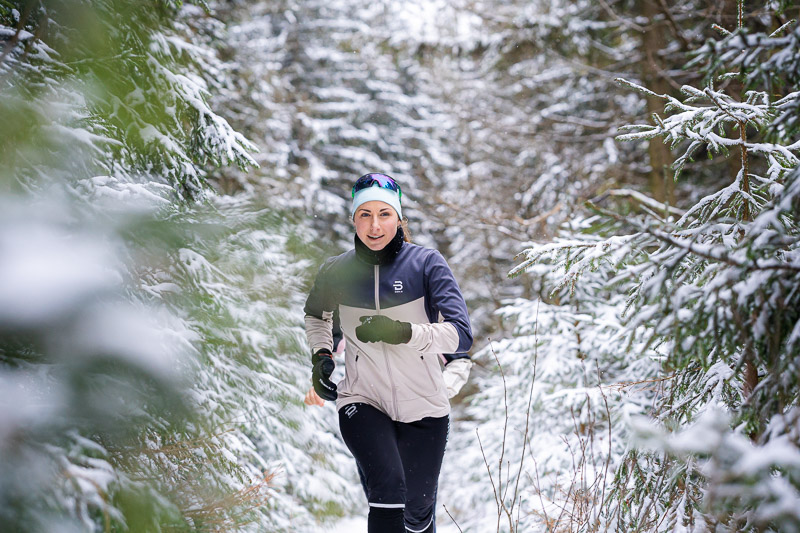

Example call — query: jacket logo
[393,280,403,293]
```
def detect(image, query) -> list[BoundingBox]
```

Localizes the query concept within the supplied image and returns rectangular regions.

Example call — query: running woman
[304,172,473,533]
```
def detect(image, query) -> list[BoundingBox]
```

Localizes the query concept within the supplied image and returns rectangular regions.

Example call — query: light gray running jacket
[304,241,473,423]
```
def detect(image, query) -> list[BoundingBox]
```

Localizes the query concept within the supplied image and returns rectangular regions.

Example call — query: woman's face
[354,200,400,251]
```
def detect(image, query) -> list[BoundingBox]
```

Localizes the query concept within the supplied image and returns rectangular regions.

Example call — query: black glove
[311,348,337,401]
[355,315,412,345]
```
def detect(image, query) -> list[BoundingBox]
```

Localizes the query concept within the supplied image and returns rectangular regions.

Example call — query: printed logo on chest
[393,280,403,293]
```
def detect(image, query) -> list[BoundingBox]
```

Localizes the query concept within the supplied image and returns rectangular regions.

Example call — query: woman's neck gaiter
[354,227,405,266]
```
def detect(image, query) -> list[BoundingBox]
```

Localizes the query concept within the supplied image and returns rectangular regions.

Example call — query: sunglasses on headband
[351,173,402,201]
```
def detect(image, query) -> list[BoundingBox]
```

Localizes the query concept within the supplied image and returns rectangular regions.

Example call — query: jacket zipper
[421,355,437,390]
[375,264,399,420]
[351,353,360,388]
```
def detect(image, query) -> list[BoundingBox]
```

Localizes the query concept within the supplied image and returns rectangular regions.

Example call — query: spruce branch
[0,0,38,66]
[645,227,800,273]
[591,188,686,218]
[614,77,665,100]
[769,20,797,38]
[712,24,732,36]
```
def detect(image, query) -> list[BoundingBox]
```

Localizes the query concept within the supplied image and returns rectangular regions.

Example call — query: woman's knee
[365,468,406,507]
[403,493,436,533]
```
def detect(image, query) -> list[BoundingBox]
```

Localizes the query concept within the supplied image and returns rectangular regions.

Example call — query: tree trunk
[640,0,675,205]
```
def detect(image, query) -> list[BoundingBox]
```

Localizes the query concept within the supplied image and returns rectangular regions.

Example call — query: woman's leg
[396,415,449,533]
[338,403,406,533]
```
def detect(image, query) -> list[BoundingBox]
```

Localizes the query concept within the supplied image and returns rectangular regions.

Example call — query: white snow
[325,516,462,533]
[0,211,120,326]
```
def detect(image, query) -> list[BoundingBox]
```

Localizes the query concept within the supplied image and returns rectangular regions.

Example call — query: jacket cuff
[407,322,459,353]
[442,358,473,398]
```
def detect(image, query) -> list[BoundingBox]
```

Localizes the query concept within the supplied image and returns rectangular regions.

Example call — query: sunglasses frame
[351,173,402,201]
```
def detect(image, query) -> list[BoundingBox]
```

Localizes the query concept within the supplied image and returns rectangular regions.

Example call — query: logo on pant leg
[344,404,358,418]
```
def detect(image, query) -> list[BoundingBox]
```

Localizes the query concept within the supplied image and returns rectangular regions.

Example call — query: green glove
[355,315,412,344]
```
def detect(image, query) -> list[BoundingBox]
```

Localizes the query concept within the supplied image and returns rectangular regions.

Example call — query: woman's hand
[311,348,338,400]
[356,315,412,344]
[304,386,325,406]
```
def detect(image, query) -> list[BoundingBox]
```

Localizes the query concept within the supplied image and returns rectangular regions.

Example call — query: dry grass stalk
[182,471,277,531]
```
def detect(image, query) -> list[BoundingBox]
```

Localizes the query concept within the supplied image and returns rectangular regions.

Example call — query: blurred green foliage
[1,0,253,199]
[0,1,286,531]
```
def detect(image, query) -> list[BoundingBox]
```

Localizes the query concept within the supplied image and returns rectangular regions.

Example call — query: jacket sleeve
[303,259,336,354]
[407,250,473,357]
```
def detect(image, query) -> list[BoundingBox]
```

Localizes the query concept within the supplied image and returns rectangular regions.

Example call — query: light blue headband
[351,185,402,219]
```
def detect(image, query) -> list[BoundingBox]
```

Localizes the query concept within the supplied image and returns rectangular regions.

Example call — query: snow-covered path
[326,516,463,532]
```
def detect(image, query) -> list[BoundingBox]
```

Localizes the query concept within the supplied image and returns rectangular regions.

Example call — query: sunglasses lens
[352,173,402,200]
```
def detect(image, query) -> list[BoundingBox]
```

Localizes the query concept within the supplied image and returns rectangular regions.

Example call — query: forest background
[1,0,800,531]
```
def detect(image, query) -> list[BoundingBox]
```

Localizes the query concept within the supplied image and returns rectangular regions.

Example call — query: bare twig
[510,300,540,517]
[488,342,514,531]
[479,305,543,532]
[656,0,690,49]
[556,433,580,527]
[595,0,644,32]
[530,456,551,529]
[596,361,614,529]
[476,428,504,531]
[443,504,464,533]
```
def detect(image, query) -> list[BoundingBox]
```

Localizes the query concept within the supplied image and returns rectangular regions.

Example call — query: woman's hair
[400,217,412,243]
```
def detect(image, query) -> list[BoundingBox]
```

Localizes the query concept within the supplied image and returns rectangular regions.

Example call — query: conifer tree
[484,3,800,530]
[1,0,255,200]
[0,1,322,530]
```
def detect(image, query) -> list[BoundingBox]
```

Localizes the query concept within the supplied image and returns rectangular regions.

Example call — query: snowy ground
[325,516,463,532]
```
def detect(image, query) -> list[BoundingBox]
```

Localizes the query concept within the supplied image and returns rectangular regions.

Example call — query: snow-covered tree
[475,5,800,530]
[8,0,799,530]
[145,195,362,530]
[0,1,332,530]
[209,0,462,237]
[1,0,255,200]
